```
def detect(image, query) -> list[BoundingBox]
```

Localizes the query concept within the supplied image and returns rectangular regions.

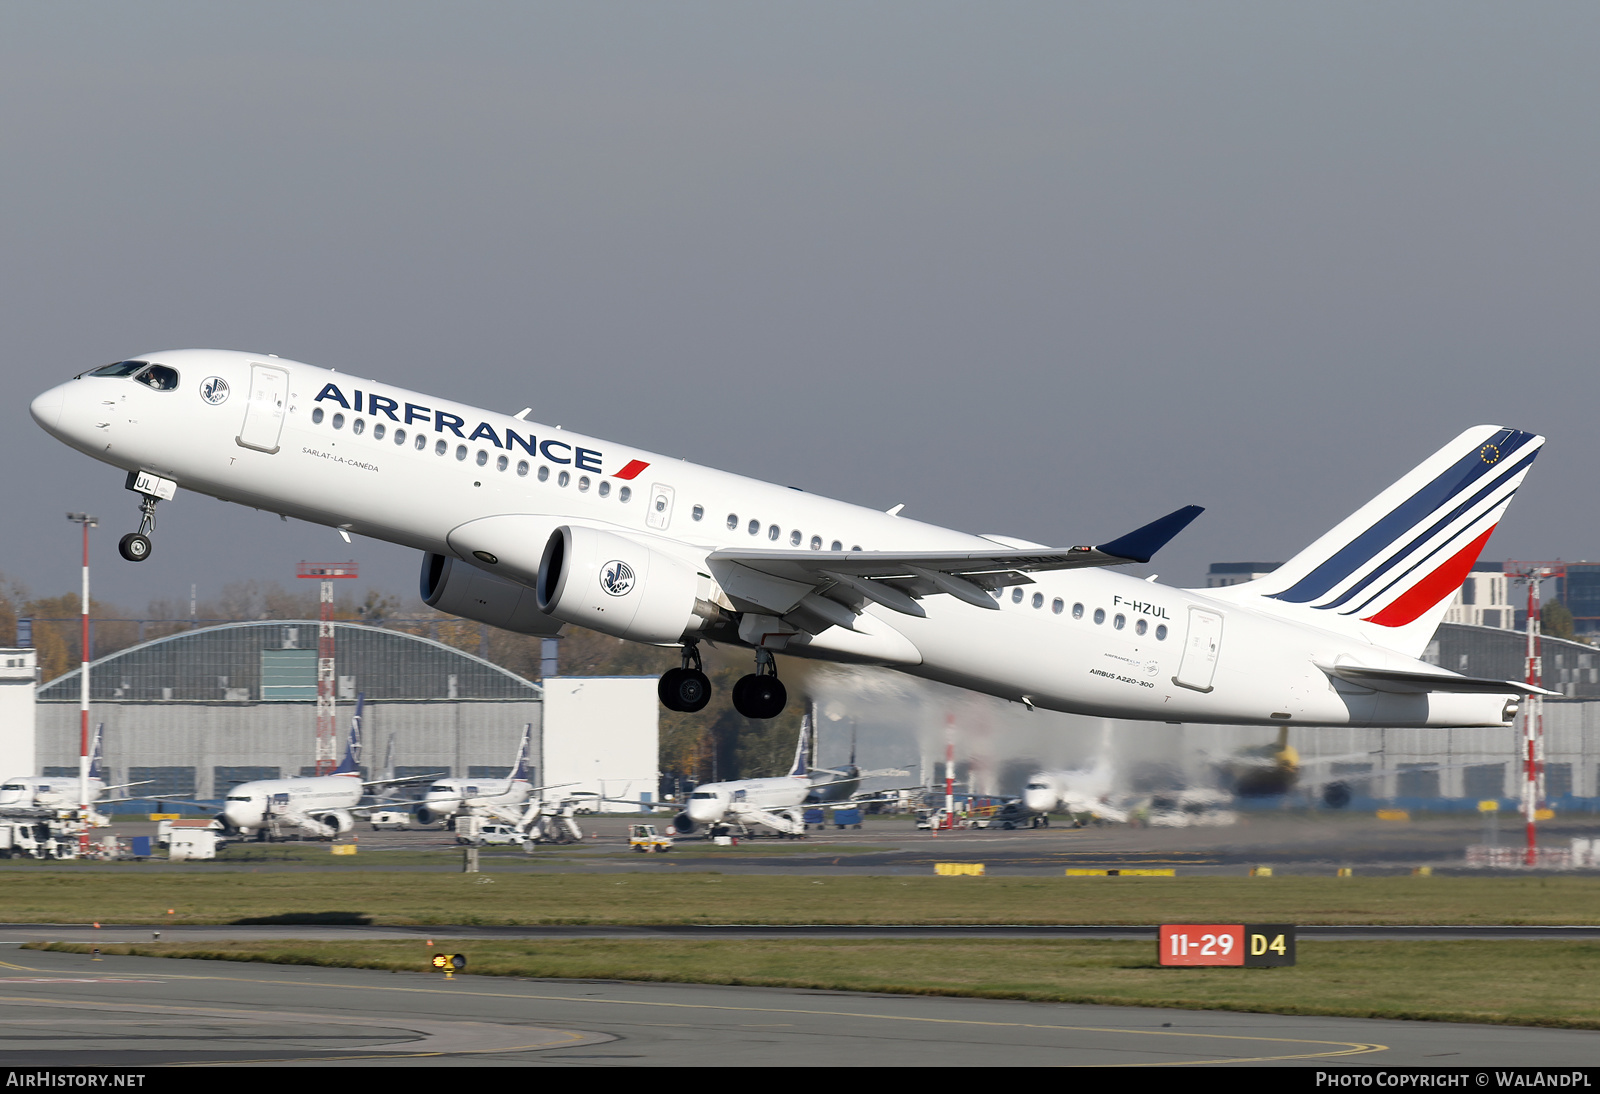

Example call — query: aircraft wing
[1319,664,1561,697]
[708,506,1203,623]
[361,772,447,789]
[98,780,154,794]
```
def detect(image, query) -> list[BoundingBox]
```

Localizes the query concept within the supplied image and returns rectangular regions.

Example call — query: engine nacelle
[420,552,565,636]
[414,803,452,827]
[537,526,701,644]
[672,812,696,835]
[314,810,355,836]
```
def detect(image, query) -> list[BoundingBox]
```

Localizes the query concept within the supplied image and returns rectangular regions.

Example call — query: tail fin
[333,693,365,776]
[89,724,105,781]
[1207,425,1543,658]
[509,724,531,782]
[789,711,812,777]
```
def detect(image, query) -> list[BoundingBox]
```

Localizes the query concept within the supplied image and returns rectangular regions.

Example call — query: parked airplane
[0,726,147,819]
[32,351,1553,727]
[413,725,570,826]
[1020,723,1132,823]
[217,696,433,840]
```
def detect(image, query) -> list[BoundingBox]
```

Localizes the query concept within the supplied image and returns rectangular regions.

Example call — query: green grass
[31,937,1600,1030]
[4,873,1600,926]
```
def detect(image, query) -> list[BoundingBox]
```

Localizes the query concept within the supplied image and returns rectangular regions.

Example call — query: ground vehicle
[629,824,674,852]
[456,818,521,845]
[367,810,411,831]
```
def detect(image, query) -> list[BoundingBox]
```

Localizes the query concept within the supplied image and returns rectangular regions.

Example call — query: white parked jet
[218,696,429,840]
[1020,723,1132,824]
[32,351,1552,729]
[414,725,547,826]
[0,726,147,820]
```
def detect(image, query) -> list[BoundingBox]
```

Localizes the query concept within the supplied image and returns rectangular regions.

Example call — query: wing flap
[1320,663,1559,696]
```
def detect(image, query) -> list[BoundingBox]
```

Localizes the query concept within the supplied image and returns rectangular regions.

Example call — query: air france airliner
[31,350,1549,729]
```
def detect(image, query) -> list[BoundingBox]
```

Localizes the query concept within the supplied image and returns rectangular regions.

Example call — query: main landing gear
[658,642,712,713]
[731,648,787,720]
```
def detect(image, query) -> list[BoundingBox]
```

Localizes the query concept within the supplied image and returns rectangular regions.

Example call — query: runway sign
[1159,924,1295,967]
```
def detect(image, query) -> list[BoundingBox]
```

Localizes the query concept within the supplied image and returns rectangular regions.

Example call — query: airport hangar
[16,620,658,810]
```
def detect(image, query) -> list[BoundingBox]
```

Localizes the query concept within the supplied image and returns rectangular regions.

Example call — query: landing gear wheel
[732,673,787,719]
[118,533,152,562]
[658,667,712,713]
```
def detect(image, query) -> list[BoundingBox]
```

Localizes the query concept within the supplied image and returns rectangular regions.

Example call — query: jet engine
[413,802,452,827]
[419,553,566,636]
[672,812,696,835]
[537,526,702,645]
[312,810,356,837]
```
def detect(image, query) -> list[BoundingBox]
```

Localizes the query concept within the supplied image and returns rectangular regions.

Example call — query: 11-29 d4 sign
[1159,924,1296,967]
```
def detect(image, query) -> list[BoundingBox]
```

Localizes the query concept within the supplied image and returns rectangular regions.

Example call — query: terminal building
[25,621,657,809]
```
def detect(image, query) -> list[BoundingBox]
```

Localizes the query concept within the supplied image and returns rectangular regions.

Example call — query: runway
[2,946,1596,1067]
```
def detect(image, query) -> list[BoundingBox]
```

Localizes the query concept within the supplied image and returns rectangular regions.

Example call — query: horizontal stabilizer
[1319,663,1559,697]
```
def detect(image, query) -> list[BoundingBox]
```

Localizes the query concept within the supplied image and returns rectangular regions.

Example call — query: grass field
[4,872,1600,926]
[31,937,1600,1031]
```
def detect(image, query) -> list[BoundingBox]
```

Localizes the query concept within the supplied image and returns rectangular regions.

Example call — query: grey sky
[3,2,1596,610]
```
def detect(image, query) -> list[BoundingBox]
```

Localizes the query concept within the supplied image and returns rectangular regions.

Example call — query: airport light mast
[66,512,96,855]
[297,562,358,774]
[1504,560,1564,867]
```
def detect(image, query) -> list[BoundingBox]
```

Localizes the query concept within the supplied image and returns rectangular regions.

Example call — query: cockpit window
[135,365,179,391]
[88,360,149,378]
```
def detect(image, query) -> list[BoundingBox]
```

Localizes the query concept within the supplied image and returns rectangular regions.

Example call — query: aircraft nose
[30,385,65,432]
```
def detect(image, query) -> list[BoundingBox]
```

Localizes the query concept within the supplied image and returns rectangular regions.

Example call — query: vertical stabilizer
[1206,426,1543,658]
[510,724,532,782]
[789,712,812,777]
[334,693,365,776]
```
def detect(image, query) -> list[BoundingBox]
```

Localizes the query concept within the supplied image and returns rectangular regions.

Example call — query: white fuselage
[222,774,363,835]
[420,778,532,820]
[0,777,107,814]
[31,350,1517,729]
[684,776,815,825]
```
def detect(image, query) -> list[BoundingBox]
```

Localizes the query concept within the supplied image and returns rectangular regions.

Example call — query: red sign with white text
[1160,924,1245,966]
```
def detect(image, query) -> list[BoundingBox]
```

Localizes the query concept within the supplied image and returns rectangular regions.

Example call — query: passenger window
[1093,608,1106,625]
[579,476,591,492]
[1113,613,1126,630]
[599,480,611,497]
[1135,618,1148,636]
[768,524,780,541]
[434,439,446,456]
[1011,588,1024,603]
[475,450,488,466]
[619,486,631,502]
[851,545,861,552]
[1052,598,1064,614]
[1156,624,1168,641]
[312,407,324,424]
[1073,603,1084,619]
[415,434,427,451]
[558,471,570,487]
[394,428,405,445]
[352,418,365,435]
[1032,593,1044,609]
[692,505,704,521]
[456,445,468,461]
[811,536,822,551]
[831,540,842,552]
[332,413,345,430]
[516,460,529,476]
[790,530,802,546]
[538,466,549,481]
[373,423,386,440]
[727,514,738,531]
[496,454,508,471]
[748,520,760,536]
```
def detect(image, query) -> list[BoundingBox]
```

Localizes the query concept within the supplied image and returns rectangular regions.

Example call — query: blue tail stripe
[1269,429,1533,605]
[1312,448,1538,611]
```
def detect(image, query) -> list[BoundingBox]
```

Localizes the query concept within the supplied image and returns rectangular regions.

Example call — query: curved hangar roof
[37,620,539,703]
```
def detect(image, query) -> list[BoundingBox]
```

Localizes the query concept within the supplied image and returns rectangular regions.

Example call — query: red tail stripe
[613,460,650,480]
[1362,525,1497,628]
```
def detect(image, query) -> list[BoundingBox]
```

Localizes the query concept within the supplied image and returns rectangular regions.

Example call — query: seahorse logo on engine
[600,560,636,597]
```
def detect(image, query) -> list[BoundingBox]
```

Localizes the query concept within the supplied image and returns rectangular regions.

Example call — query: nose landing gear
[118,471,176,563]
[731,648,787,720]
[658,641,712,713]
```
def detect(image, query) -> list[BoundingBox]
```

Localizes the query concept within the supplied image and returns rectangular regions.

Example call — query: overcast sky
[3,2,1597,613]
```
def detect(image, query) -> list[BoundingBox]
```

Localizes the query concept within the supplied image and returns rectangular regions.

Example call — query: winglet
[1095,505,1204,564]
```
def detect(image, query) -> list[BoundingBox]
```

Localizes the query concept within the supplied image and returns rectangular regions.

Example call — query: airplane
[216,695,435,840]
[1019,723,1132,824]
[412,725,572,826]
[670,714,881,836]
[0,725,148,821]
[31,350,1555,728]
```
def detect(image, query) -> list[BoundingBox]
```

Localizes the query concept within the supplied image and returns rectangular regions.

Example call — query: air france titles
[313,383,604,473]
[1111,595,1170,620]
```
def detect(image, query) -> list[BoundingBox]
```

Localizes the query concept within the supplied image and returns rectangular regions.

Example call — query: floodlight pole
[66,512,96,855]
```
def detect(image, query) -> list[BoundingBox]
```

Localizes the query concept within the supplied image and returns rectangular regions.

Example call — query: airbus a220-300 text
[31,350,1552,728]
